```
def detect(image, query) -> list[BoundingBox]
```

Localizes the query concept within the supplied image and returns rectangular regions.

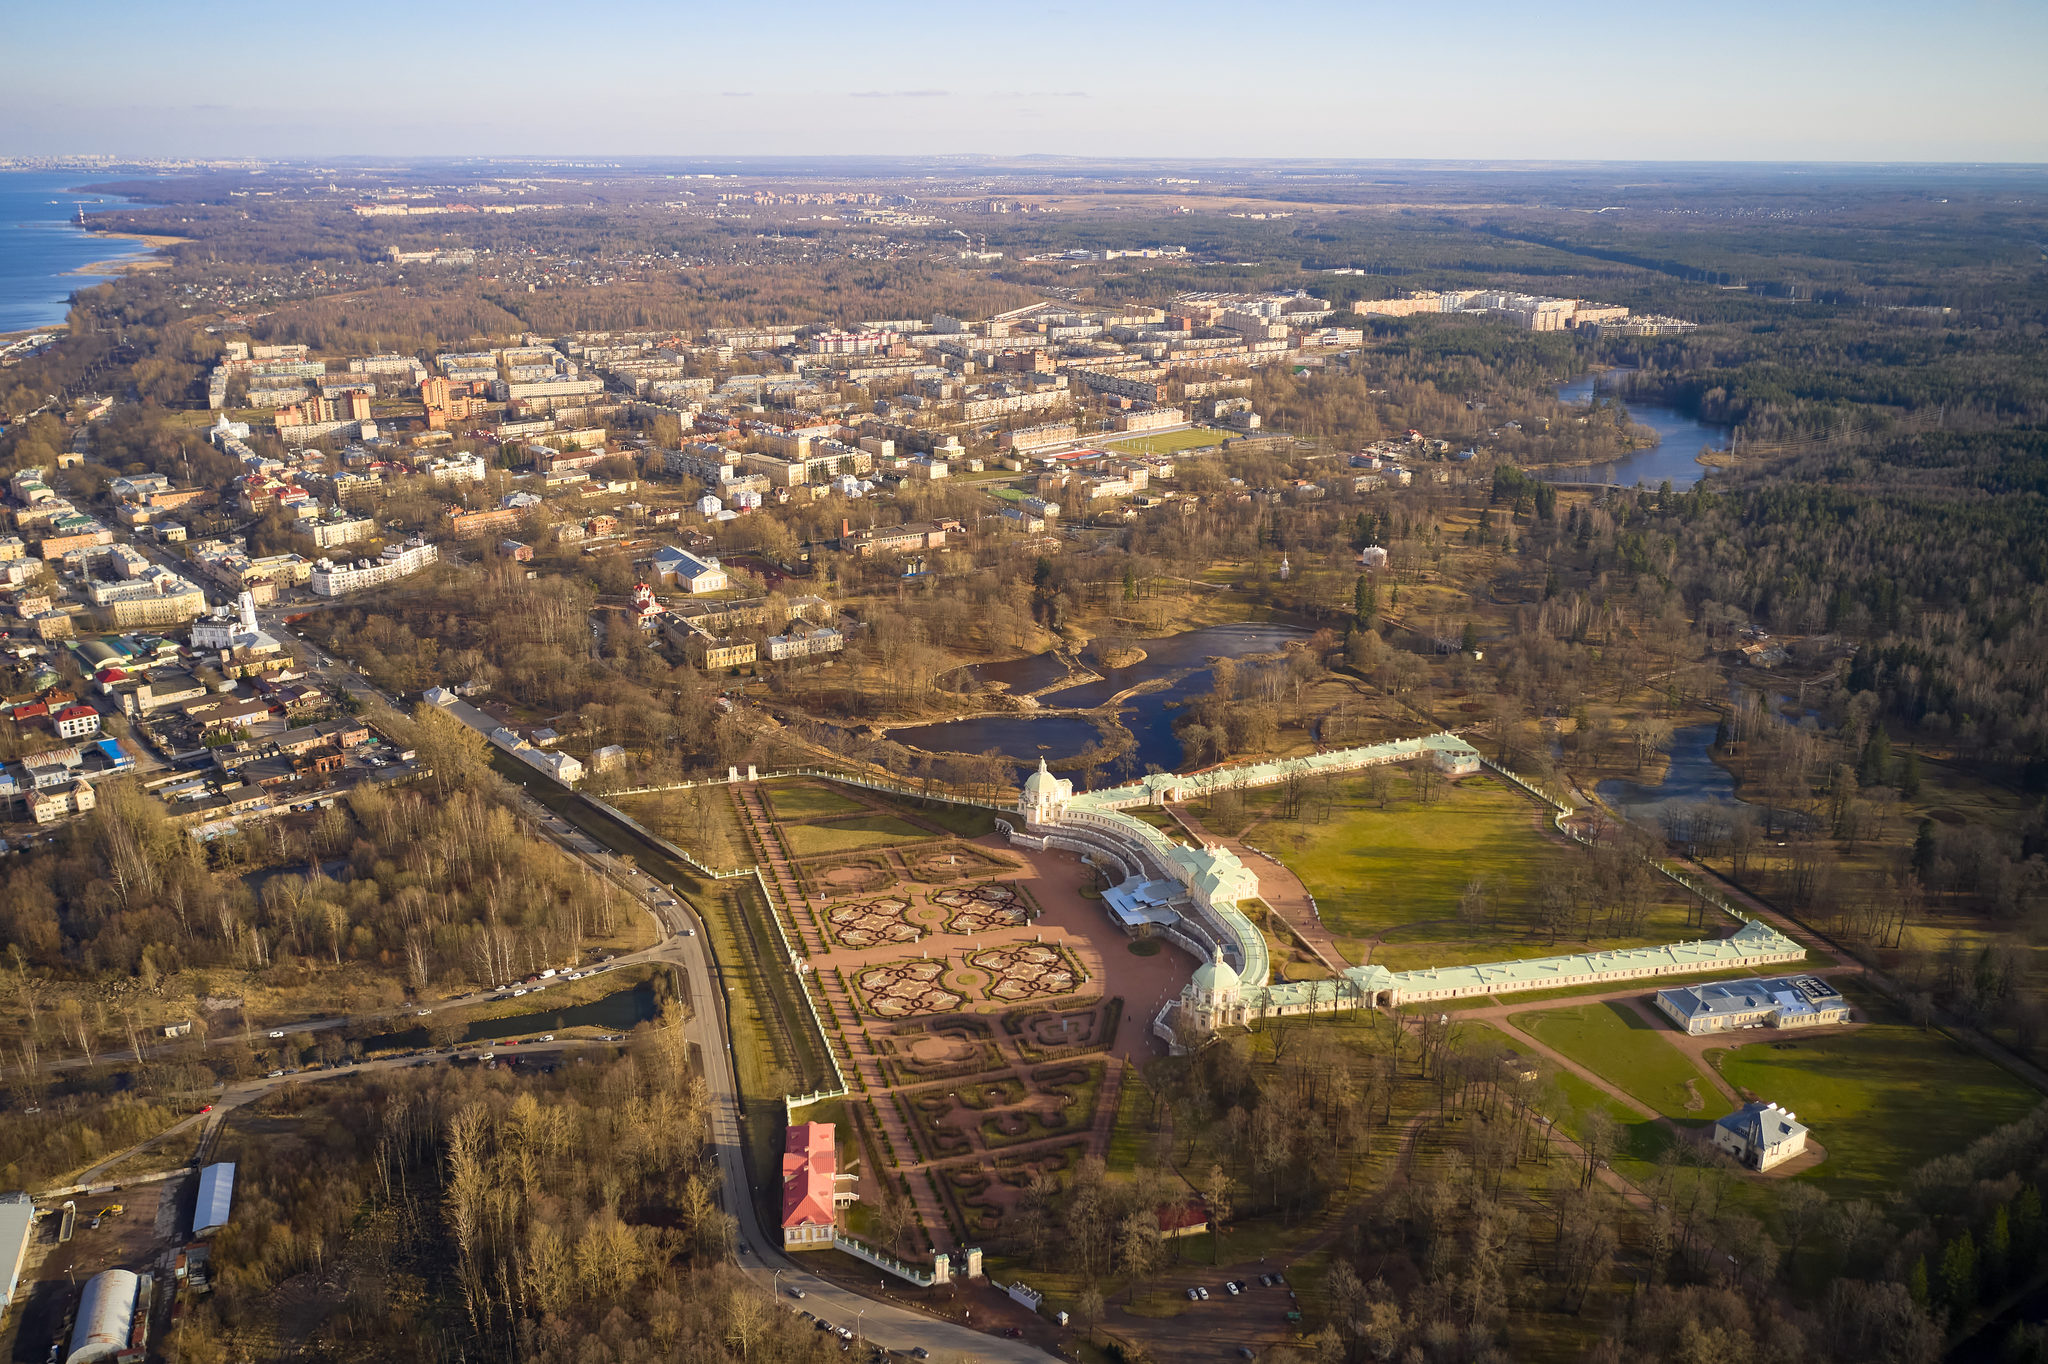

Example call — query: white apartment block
[311,538,439,597]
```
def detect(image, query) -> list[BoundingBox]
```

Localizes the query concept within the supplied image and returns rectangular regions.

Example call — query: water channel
[362,982,660,1052]
[1543,371,1732,490]
[892,622,1312,780]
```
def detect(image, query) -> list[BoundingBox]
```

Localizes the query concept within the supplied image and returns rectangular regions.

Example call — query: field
[781,814,933,856]
[766,781,868,820]
[1249,772,1702,971]
[607,787,752,869]
[1714,1022,2042,1198]
[1103,427,1227,455]
[1514,1002,1719,1121]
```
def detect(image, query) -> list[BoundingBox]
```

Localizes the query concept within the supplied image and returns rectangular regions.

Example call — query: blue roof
[195,1160,235,1234]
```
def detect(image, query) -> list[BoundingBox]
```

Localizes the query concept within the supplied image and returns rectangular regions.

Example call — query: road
[663,886,1051,1362]
[260,615,1056,1359]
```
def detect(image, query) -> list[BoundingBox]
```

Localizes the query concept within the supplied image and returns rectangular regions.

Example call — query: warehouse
[0,1192,33,1321]
[194,1161,235,1238]
[66,1268,137,1364]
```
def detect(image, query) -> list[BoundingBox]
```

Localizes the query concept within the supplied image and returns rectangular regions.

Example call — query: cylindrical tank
[67,1268,137,1364]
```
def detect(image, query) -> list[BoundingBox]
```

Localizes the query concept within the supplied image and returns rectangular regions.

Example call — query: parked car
[1196,1286,1209,1300]
[1225,1280,1242,1295]
[1186,1288,1200,1302]
[267,1029,285,1039]
[267,1069,284,1078]
[539,1034,555,1042]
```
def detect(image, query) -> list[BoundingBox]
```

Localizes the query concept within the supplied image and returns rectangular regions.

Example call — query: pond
[1543,371,1732,490]
[948,651,1076,695]
[362,983,660,1052]
[892,622,1310,779]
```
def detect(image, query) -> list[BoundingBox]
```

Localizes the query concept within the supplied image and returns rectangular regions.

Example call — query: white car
[539,1034,555,1042]
[267,1030,285,1039]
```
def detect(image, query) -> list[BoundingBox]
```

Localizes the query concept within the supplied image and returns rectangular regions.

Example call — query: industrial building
[0,1192,33,1322]
[195,1161,236,1238]
[67,1268,146,1364]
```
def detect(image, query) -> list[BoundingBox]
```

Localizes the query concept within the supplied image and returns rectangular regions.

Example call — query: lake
[892,622,1309,779]
[1544,371,1732,490]
[0,171,151,334]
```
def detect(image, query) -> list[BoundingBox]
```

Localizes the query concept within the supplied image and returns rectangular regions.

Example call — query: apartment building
[310,538,439,596]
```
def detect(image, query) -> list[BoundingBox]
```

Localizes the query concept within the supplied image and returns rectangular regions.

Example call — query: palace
[1004,738,1806,1046]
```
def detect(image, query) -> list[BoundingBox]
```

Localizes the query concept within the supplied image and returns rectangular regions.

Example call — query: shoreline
[66,232,182,277]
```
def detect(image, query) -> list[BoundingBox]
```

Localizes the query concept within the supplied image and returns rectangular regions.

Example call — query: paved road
[658,859,1053,1361]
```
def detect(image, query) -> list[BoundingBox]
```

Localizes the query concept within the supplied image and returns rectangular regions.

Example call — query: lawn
[1254,773,1701,971]
[1714,1024,2043,1198]
[766,780,869,821]
[1514,1001,1720,1122]
[609,788,751,869]
[1104,427,1226,456]
[782,814,933,856]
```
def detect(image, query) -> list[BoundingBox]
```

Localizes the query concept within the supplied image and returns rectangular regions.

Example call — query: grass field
[1714,1024,2042,1197]
[1254,773,1701,971]
[782,814,933,856]
[608,788,751,869]
[1104,427,1227,456]
[1514,1001,1720,1122]
[767,781,868,821]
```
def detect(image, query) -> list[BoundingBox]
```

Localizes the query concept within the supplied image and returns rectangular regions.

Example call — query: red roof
[95,667,127,684]
[780,1121,837,1230]
[56,705,97,722]
[12,702,48,721]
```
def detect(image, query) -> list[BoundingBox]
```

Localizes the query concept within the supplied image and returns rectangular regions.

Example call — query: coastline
[66,232,182,276]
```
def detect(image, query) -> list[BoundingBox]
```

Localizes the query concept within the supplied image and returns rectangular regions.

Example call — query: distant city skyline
[5,0,2045,163]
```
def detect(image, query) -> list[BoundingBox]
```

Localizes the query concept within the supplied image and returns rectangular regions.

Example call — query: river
[1543,372,1732,490]
[0,171,151,334]
[892,622,1311,780]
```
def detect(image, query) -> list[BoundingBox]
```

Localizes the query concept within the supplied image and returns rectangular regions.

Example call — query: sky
[5,0,2045,163]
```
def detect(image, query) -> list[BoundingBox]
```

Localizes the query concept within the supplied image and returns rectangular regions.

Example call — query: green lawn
[1547,1069,1678,1181]
[766,781,868,820]
[1714,1024,2043,1198]
[1256,773,1701,971]
[1104,427,1226,456]
[1514,1001,1720,1122]
[782,814,934,856]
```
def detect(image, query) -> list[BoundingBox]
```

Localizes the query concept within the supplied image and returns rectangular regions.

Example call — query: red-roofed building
[781,1121,854,1249]
[54,704,101,739]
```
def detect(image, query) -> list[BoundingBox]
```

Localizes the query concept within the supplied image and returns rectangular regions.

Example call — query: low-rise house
[1712,1101,1809,1172]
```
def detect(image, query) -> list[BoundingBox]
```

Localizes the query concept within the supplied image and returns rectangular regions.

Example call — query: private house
[1653,975,1849,1036]
[1713,1101,1809,1172]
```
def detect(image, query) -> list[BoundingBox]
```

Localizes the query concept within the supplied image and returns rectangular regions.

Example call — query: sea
[0,170,151,335]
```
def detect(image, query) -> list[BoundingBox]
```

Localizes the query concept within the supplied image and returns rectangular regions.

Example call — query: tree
[1201,1163,1234,1264]
[1115,1210,1162,1304]
[411,702,490,797]
[1353,573,1377,627]
[1939,1229,1978,1312]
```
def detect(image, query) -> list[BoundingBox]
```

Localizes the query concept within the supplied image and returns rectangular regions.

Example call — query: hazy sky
[7,0,2044,162]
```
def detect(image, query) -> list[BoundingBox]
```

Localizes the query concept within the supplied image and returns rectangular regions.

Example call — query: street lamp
[855,1309,864,1343]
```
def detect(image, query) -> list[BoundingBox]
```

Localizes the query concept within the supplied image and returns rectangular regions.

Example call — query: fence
[1480,756,1749,929]
[830,1231,949,1287]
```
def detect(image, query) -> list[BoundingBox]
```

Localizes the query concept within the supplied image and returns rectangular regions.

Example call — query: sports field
[1253,773,1701,971]
[1514,1001,1720,1121]
[1714,1023,2041,1196]
[1104,427,1226,456]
